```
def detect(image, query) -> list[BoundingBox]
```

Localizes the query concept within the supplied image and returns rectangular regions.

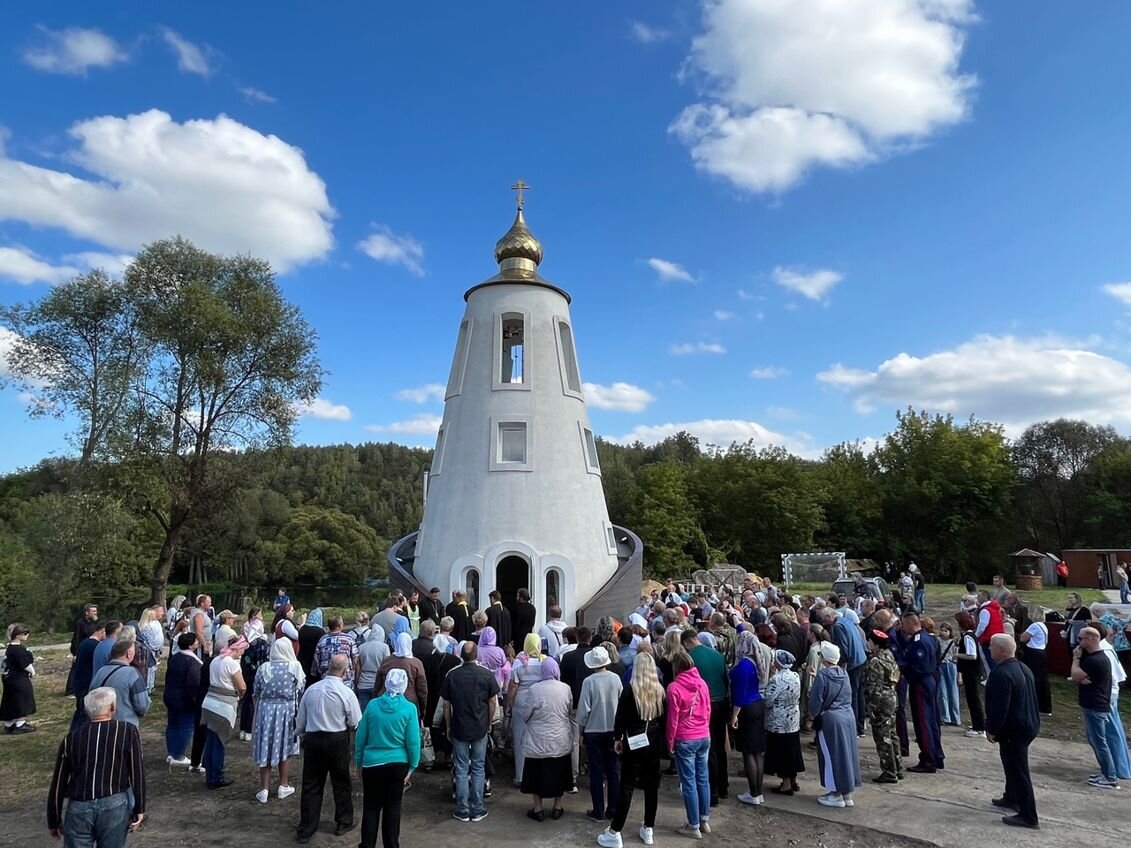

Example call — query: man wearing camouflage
[863,628,903,784]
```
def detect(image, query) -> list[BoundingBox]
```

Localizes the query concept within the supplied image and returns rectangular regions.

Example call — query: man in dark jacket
[445,590,474,642]
[511,588,537,652]
[484,591,513,650]
[984,634,1040,829]
[69,621,106,732]
[560,627,593,707]
[418,587,443,628]
[66,603,100,696]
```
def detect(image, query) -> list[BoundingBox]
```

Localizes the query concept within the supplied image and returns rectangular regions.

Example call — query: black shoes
[906,764,936,774]
[1001,815,1039,829]
[334,822,354,835]
[873,775,898,784]
[991,798,1020,811]
[207,778,234,789]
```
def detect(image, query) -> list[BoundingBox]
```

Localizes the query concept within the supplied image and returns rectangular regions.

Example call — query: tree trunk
[149,512,187,607]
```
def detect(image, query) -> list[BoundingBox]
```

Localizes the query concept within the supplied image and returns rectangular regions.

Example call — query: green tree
[256,504,386,584]
[813,441,884,556]
[635,462,699,578]
[124,238,322,605]
[1,270,144,480]
[874,409,1014,582]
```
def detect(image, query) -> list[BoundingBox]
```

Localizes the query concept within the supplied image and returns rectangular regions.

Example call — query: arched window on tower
[545,568,561,610]
[501,313,524,384]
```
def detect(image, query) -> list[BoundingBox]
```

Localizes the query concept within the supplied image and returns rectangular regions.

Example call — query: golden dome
[494,207,543,268]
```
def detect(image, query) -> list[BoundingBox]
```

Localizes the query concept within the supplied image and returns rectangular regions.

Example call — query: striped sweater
[47,719,145,830]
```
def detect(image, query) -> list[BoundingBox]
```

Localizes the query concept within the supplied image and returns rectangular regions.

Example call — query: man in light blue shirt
[87,640,150,727]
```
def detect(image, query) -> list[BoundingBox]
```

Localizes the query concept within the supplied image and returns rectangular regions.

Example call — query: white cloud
[239,86,277,104]
[737,289,762,301]
[818,334,1131,432]
[0,327,18,376]
[395,384,445,404]
[647,257,696,284]
[365,414,443,436]
[670,341,726,355]
[583,381,656,413]
[296,397,352,421]
[629,21,671,44]
[670,0,976,193]
[161,27,215,77]
[713,310,736,321]
[1102,282,1131,308]
[359,226,425,276]
[0,246,79,285]
[22,26,127,75]
[609,417,810,455]
[63,252,134,277]
[772,266,843,301]
[749,366,788,379]
[0,110,334,273]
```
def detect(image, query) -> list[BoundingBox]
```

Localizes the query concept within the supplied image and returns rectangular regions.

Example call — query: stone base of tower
[386,526,643,628]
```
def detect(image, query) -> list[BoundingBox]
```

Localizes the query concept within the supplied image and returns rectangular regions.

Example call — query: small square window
[499,422,527,464]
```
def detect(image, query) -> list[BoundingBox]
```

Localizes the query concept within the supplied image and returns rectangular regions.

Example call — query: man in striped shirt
[48,687,146,844]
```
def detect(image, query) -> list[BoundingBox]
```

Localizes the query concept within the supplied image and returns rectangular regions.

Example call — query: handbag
[420,726,436,768]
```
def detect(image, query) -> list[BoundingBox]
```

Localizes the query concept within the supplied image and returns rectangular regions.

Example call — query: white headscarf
[394,631,413,659]
[384,667,409,697]
[266,636,304,686]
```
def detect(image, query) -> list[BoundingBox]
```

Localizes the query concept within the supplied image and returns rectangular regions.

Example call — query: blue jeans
[165,706,195,759]
[1107,698,1131,780]
[673,737,711,827]
[1083,709,1116,780]
[452,735,487,818]
[937,664,961,725]
[1121,581,1130,605]
[914,589,925,612]
[203,728,226,786]
[583,731,621,818]
[63,791,131,848]
[358,689,375,713]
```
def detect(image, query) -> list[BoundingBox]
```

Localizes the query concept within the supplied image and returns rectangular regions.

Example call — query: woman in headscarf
[477,626,510,690]
[376,632,428,720]
[507,633,544,784]
[809,643,860,808]
[599,652,666,848]
[729,631,767,806]
[252,637,304,803]
[356,668,420,848]
[200,636,248,788]
[389,614,411,650]
[520,657,573,821]
[357,623,390,712]
[297,608,325,686]
[763,649,804,795]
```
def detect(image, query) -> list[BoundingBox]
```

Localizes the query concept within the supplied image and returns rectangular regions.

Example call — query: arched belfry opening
[496,554,530,617]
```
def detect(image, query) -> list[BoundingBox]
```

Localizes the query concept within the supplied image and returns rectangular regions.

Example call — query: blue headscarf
[306,608,324,629]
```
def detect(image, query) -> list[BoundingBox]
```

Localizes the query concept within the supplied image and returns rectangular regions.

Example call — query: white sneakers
[277,785,296,799]
[255,789,269,804]
[817,792,846,808]
[964,729,985,738]
[238,731,252,742]
[639,826,654,845]
[598,828,623,848]
[677,823,702,840]
[699,819,711,834]
[737,793,764,806]
[166,755,190,768]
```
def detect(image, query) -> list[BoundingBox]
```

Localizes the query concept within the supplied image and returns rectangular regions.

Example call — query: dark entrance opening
[496,555,529,619]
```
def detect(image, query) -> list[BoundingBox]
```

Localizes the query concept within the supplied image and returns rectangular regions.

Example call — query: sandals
[771,785,794,796]
[527,810,545,822]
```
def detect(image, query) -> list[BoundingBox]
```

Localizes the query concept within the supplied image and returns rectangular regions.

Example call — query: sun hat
[584,646,612,669]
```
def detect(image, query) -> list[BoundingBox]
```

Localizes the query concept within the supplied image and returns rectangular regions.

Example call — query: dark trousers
[896,678,909,753]
[611,749,660,832]
[910,681,944,768]
[190,717,207,768]
[361,762,408,848]
[1020,650,1052,715]
[848,665,866,735]
[708,698,730,800]
[165,706,195,758]
[299,730,353,837]
[584,732,621,818]
[959,666,985,731]
[998,737,1038,825]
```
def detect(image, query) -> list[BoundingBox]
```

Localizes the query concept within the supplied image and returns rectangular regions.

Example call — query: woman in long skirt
[252,638,304,802]
[763,649,804,794]
[808,643,860,808]
[1018,607,1052,716]
[1,624,36,733]
[520,658,573,821]
[729,631,767,806]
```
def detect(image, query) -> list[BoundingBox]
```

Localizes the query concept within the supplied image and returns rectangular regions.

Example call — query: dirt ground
[3,638,1129,848]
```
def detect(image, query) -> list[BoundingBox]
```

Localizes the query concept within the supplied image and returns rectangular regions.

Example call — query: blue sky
[2,2,1131,472]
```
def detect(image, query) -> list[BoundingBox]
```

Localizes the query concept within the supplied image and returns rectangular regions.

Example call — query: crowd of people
[3,572,1130,845]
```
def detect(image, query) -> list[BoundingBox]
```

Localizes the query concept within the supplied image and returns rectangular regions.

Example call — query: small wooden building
[1060,548,1131,589]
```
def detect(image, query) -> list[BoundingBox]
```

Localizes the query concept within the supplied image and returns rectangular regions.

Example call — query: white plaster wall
[415,281,618,624]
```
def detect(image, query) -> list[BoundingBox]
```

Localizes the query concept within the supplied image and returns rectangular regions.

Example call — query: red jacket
[978,600,1004,645]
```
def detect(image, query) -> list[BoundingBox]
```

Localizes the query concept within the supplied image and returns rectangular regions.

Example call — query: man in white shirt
[539,605,568,658]
[1098,621,1131,780]
[295,655,362,843]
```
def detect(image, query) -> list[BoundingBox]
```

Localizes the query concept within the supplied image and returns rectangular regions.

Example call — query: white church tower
[388,183,642,627]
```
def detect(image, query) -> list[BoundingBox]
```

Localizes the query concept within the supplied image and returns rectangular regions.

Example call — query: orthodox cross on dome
[510,178,531,210]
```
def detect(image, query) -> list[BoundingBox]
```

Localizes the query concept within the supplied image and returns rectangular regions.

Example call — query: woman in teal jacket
[355,668,420,848]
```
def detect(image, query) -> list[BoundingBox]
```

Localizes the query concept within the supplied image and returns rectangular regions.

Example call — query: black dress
[0,643,36,720]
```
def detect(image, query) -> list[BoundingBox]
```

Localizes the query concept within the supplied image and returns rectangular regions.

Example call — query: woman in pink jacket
[665,652,712,839]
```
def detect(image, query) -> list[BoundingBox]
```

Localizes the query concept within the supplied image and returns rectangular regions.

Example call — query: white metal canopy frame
[781,551,847,589]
